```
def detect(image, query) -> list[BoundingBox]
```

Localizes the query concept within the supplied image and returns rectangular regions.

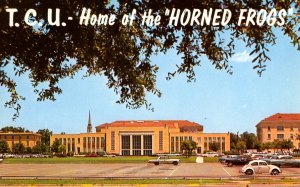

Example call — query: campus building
[256,113,300,149]
[50,113,230,155]
[0,131,42,150]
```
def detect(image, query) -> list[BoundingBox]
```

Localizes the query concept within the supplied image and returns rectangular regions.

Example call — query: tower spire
[87,110,92,133]
[88,110,91,125]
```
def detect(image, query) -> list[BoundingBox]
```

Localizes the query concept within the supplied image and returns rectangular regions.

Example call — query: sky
[1,28,300,134]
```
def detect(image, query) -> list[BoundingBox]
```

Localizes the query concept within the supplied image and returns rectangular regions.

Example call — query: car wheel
[271,169,280,175]
[154,162,159,165]
[173,161,178,165]
[245,169,253,175]
[227,162,233,167]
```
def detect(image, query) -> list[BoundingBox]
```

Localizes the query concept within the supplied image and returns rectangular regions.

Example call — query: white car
[241,160,281,175]
[201,152,219,157]
[148,156,180,165]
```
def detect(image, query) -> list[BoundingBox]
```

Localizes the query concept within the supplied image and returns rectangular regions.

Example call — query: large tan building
[256,113,300,149]
[51,114,230,155]
[0,132,42,150]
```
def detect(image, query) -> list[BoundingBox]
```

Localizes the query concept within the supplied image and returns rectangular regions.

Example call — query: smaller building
[0,131,42,150]
[256,113,300,149]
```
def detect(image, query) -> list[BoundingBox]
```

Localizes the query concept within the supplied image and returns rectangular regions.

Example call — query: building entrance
[121,134,153,155]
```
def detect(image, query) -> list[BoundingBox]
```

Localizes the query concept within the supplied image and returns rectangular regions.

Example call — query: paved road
[0,163,300,179]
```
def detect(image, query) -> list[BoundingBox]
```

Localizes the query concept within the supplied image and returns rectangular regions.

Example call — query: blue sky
[1,29,300,134]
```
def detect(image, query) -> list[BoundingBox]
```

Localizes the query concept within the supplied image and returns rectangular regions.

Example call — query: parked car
[225,156,252,167]
[2,153,15,158]
[201,152,219,157]
[269,158,300,168]
[148,156,180,165]
[241,160,281,175]
[219,155,239,163]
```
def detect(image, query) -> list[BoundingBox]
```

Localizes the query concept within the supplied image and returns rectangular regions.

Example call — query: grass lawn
[0,179,300,185]
[3,156,201,164]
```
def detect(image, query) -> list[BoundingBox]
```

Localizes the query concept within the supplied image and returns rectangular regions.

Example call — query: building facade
[256,113,300,149]
[51,114,230,155]
[0,132,42,150]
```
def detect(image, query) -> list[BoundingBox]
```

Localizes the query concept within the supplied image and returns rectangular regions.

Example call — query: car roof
[249,160,267,164]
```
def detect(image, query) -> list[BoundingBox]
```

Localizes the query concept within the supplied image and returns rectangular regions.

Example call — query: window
[189,136,192,141]
[121,135,130,155]
[132,135,141,156]
[159,131,163,151]
[67,138,71,153]
[83,137,86,146]
[175,137,179,152]
[277,134,284,139]
[290,127,294,131]
[143,135,152,155]
[96,137,100,149]
[197,137,201,143]
[268,134,271,139]
[290,134,294,139]
[78,138,80,144]
[72,138,75,152]
[171,137,174,153]
[27,135,29,139]
[222,141,225,152]
[260,162,267,166]
[268,126,271,131]
[277,126,284,131]
[26,141,29,146]
[251,162,259,166]
[101,137,106,150]
[111,131,115,151]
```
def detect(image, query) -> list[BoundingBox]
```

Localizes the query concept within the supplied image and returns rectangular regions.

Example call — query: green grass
[0,179,300,185]
[3,156,199,164]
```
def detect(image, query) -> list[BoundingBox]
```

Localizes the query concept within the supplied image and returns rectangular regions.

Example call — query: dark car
[269,156,300,168]
[260,155,300,167]
[225,156,252,167]
[219,155,239,163]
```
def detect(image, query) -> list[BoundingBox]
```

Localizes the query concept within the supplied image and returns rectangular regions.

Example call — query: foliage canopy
[1,0,300,118]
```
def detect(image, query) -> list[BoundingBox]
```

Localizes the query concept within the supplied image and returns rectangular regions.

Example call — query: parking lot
[0,163,300,179]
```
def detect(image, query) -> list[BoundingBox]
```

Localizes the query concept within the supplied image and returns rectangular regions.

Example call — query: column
[141,135,144,156]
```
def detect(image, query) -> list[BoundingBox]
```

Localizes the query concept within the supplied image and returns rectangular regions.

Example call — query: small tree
[25,147,32,154]
[0,140,10,153]
[254,142,263,152]
[272,139,282,152]
[181,140,197,157]
[209,142,221,152]
[12,143,25,154]
[281,139,294,151]
[262,142,272,152]
[32,144,42,154]
[51,139,61,154]
[236,141,247,154]
[58,145,66,154]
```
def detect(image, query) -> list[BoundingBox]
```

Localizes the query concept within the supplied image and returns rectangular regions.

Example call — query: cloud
[231,50,252,63]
